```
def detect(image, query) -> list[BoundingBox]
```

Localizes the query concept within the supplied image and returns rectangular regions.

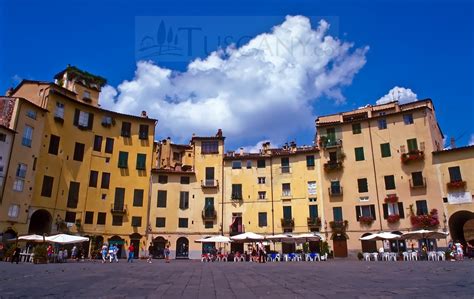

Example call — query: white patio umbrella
[293,233,325,243]
[14,234,46,242]
[360,232,400,241]
[230,232,265,242]
[195,235,232,243]
[267,234,295,243]
[400,229,448,240]
[45,234,89,244]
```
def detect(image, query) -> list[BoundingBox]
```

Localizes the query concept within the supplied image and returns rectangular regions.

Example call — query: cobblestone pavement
[0,259,473,298]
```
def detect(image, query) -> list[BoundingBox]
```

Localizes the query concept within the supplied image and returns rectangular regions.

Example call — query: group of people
[249,242,267,263]
[46,244,84,263]
[100,243,120,263]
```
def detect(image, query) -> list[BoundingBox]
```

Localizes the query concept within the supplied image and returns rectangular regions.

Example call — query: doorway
[28,209,52,235]
[130,233,141,259]
[153,236,167,259]
[360,233,377,253]
[333,234,348,257]
[176,237,189,259]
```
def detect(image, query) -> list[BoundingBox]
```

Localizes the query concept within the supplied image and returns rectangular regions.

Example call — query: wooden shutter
[383,204,388,219]
[73,109,80,126]
[355,206,361,221]
[398,202,405,218]
[87,113,94,130]
[370,205,376,220]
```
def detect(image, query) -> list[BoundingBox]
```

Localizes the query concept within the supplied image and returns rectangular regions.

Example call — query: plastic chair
[402,252,410,261]
[363,253,371,261]
[410,251,418,261]
[201,254,209,262]
[437,251,445,261]
[371,252,379,261]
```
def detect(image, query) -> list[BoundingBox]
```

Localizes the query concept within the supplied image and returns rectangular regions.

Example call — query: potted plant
[409,206,440,228]
[357,252,364,261]
[33,245,48,264]
[387,214,401,224]
[384,194,398,203]
[359,216,375,225]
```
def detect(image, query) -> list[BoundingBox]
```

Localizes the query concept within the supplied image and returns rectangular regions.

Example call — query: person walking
[112,244,119,263]
[63,248,68,263]
[164,244,170,263]
[11,246,21,264]
[258,242,266,263]
[108,244,115,263]
[101,243,108,263]
[147,243,154,264]
[127,244,135,263]
[47,245,53,262]
[71,245,77,260]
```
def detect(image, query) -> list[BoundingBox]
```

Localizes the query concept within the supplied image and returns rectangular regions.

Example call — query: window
[74,109,93,129]
[41,175,54,197]
[8,204,19,218]
[0,133,6,142]
[67,181,80,208]
[246,160,252,169]
[178,218,188,228]
[156,217,166,227]
[352,123,362,134]
[330,181,341,195]
[205,221,213,229]
[281,157,290,173]
[22,125,33,147]
[113,188,125,211]
[65,211,76,223]
[383,202,405,219]
[354,147,365,161]
[158,175,168,184]
[258,191,266,200]
[139,124,149,140]
[93,135,102,152]
[416,200,428,215]
[232,184,242,199]
[282,183,291,197]
[102,116,112,126]
[48,135,60,155]
[306,155,315,167]
[89,171,98,187]
[26,109,36,119]
[101,173,110,189]
[180,176,190,184]
[16,163,27,178]
[136,153,146,170]
[378,119,387,130]
[411,171,424,187]
[201,141,218,154]
[118,151,128,168]
[105,138,114,153]
[13,179,24,192]
[403,114,414,125]
[83,90,91,100]
[384,175,396,190]
[179,191,189,209]
[232,161,242,169]
[205,167,214,184]
[448,166,462,182]
[157,190,167,207]
[309,197,317,202]
[359,196,369,202]
[121,122,131,137]
[55,102,65,119]
[131,216,142,227]
[283,206,292,220]
[112,215,123,226]
[257,159,266,168]
[357,178,368,193]
[407,138,418,152]
[355,205,376,221]
[309,205,318,219]
[84,211,94,224]
[173,152,181,161]
[380,143,391,158]
[258,212,267,227]
[133,189,144,207]
[307,181,317,195]
[97,212,106,225]
[73,142,85,162]
[258,177,266,184]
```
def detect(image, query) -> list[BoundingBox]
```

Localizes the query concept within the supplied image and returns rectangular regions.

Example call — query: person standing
[47,245,53,262]
[164,244,170,263]
[71,245,77,260]
[113,244,119,263]
[127,243,135,263]
[63,248,68,263]
[108,244,115,263]
[147,243,154,264]
[258,242,266,263]
[11,246,21,264]
[101,244,108,264]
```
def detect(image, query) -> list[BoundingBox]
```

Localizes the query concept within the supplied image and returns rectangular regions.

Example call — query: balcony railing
[231,193,243,201]
[281,190,292,199]
[280,166,291,174]
[410,177,426,189]
[201,179,219,188]
[328,186,343,196]
[401,150,424,164]
[281,218,295,228]
[324,161,343,172]
[446,180,466,190]
[329,220,348,232]
[202,208,217,220]
[307,217,321,228]
[110,204,127,214]
[319,137,343,149]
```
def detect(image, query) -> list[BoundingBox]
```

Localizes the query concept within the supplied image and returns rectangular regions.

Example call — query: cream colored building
[316,99,447,257]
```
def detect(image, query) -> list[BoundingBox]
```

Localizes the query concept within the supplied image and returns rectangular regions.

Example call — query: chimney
[450,137,456,149]
[239,147,244,155]
[5,88,13,96]
[290,141,297,152]
[216,129,223,137]
[141,110,148,118]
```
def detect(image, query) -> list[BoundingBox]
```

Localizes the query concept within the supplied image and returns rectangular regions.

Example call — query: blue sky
[1,0,473,149]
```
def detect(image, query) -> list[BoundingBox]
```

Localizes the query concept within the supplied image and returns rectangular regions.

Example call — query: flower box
[401,150,424,164]
[387,214,400,224]
[358,216,374,225]
[384,194,398,203]
[330,220,348,232]
[446,180,466,189]
[410,208,439,228]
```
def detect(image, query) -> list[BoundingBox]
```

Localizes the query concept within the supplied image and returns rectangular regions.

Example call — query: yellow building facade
[5,66,156,258]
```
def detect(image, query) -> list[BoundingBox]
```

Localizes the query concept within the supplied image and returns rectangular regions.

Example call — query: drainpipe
[367,120,383,231]
[220,142,225,236]
[270,156,275,235]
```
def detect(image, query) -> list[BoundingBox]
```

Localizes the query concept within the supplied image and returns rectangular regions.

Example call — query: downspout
[145,121,158,246]
[270,156,275,235]
[367,120,383,230]
[220,141,225,236]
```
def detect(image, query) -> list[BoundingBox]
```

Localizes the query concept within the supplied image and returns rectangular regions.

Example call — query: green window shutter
[355,147,365,161]
[407,138,418,152]
[136,153,146,170]
[352,123,361,134]
[380,143,391,158]
[118,151,128,168]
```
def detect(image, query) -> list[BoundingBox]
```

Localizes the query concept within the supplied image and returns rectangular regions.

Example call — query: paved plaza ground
[0,259,473,298]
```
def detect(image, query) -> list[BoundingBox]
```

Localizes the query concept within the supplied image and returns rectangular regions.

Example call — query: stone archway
[28,209,52,235]
[176,237,189,259]
[449,210,474,243]
[129,233,142,259]
[153,236,168,259]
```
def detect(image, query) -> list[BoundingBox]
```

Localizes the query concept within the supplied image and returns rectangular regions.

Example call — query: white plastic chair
[410,251,418,261]
[320,253,328,261]
[363,253,371,261]
[437,251,445,261]
[428,251,437,261]
[371,252,379,261]
[402,252,410,261]
[389,253,397,261]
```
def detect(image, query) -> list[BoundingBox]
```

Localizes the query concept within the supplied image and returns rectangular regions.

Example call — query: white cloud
[240,140,274,153]
[12,74,22,84]
[376,86,418,105]
[101,15,368,144]
[469,134,474,146]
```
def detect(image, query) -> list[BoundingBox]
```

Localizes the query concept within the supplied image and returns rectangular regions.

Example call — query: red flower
[387,214,400,223]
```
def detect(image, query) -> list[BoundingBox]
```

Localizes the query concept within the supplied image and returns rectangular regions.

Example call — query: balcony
[201,179,219,188]
[329,220,348,233]
[401,150,424,164]
[328,186,343,197]
[110,204,127,214]
[202,207,217,220]
[231,193,243,201]
[319,137,342,149]
[410,177,426,189]
[447,180,466,190]
[324,161,343,172]
[281,218,295,229]
[281,190,292,200]
[280,166,291,174]
[307,217,321,229]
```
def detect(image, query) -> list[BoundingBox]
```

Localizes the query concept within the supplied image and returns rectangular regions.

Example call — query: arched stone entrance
[153,236,168,259]
[449,210,474,244]
[176,237,189,259]
[360,233,377,253]
[28,209,52,235]
[129,233,141,259]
